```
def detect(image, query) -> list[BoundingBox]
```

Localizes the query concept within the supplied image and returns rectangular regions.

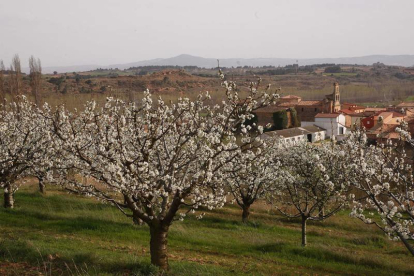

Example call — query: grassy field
[1,183,414,275]
[405,95,414,102]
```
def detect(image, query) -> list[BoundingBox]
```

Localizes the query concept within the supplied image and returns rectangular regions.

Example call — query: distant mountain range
[38,54,414,74]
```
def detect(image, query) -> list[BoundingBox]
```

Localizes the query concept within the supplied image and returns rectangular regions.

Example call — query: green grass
[404,95,414,102]
[1,184,414,275]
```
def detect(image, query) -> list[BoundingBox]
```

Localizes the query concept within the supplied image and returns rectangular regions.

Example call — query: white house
[261,126,326,145]
[302,113,347,138]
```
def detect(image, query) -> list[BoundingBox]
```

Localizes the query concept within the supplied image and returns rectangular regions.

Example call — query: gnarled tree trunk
[242,204,251,223]
[149,222,169,271]
[301,215,308,247]
[4,183,14,208]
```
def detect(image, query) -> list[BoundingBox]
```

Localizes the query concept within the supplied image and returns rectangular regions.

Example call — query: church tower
[333,82,341,112]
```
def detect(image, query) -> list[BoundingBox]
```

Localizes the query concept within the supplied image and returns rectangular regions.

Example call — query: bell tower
[333,82,341,112]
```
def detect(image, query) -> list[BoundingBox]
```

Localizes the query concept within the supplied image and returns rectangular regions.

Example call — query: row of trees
[223,127,414,253]
[1,74,414,270]
[0,54,43,107]
[0,73,280,270]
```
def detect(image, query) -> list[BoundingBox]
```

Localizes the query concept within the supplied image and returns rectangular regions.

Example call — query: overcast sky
[0,0,413,67]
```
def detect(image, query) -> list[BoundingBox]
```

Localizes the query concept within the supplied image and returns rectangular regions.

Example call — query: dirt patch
[0,261,45,276]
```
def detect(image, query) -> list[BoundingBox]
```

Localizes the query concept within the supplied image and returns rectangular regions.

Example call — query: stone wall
[296,105,324,122]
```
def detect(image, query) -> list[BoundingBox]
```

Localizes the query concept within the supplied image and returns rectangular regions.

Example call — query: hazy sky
[1,0,413,67]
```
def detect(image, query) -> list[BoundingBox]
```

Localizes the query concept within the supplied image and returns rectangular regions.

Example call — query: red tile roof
[365,107,387,112]
[389,111,405,117]
[315,113,341,118]
[297,100,321,106]
[397,102,414,108]
[342,102,365,107]
[281,95,301,99]
[339,109,356,115]
[277,102,299,107]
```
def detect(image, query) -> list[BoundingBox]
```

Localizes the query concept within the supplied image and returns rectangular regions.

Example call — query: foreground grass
[0,184,413,275]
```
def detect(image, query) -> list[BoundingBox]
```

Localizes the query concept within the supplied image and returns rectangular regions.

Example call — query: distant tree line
[324,66,342,73]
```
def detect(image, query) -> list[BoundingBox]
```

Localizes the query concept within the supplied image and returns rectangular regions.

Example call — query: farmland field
[1,183,413,275]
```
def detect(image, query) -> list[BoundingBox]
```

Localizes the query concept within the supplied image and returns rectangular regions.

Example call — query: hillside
[37,54,414,74]
[119,54,414,69]
[7,64,414,110]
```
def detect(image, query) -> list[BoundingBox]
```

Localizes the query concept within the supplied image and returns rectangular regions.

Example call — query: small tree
[289,107,300,127]
[49,75,279,270]
[0,98,51,207]
[272,110,288,130]
[9,54,23,102]
[269,142,349,246]
[224,130,281,222]
[344,127,414,256]
[29,56,42,106]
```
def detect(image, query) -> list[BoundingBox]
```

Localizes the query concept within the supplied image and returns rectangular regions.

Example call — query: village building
[337,109,358,128]
[396,102,414,112]
[253,81,408,140]
[281,82,341,122]
[364,107,388,114]
[340,102,366,113]
[302,113,347,138]
[261,126,326,144]
[362,111,406,142]
[253,78,414,144]
[255,82,343,128]
[347,113,367,128]
[361,111,405,130]
[278,95,302,104]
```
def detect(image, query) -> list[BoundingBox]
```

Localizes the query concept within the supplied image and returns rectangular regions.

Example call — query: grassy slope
[1,184,413,275]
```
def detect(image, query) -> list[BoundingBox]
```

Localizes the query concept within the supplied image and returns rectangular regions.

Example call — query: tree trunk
[39,178,45,194]
[242,204,251,223]
[301,216,307,247]
[149,224,169,271]
[4,183,14,208]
